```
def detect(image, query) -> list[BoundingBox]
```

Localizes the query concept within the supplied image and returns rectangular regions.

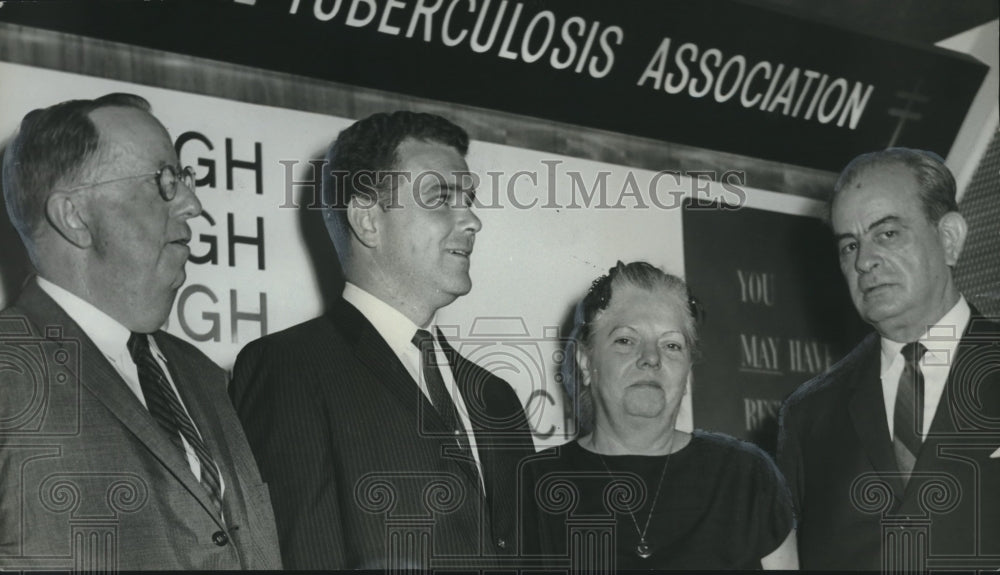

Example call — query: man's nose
[172,179,202,220]
[460,205,482,233]
[855,241,881,274]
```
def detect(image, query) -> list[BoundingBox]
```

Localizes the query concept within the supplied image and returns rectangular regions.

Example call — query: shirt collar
[36,276,170,367]
[342,282,436,351]
[880,296,971,373]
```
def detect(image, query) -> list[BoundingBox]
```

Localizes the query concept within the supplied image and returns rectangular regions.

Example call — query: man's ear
[45,191,93,249]
[576,346,593,388]
[937,211,968,266]
[346,194,380,248]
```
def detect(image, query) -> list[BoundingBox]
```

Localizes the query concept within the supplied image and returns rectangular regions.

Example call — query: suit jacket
[778,311,1000,571]
[229,297,536,570]
[0,282,282,571]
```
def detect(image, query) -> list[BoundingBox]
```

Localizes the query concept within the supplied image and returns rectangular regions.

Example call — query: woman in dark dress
[522,261,798,570]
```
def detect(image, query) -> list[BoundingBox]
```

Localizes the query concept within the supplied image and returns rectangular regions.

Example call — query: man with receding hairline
[777,148,1000,570]
[0,94,281,570]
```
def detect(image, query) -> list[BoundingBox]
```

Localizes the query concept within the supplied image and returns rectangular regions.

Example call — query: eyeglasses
[65,165,197,202]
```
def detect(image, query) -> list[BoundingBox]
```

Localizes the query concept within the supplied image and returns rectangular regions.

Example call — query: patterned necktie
[127,332,224,518]
[893,341,927,485]
[411,329,474,462]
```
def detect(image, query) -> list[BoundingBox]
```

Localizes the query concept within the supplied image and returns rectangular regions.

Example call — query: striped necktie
[893,341,927,486]
[127,332,224,518]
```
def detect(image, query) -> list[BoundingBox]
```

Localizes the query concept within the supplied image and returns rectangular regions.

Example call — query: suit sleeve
[0,346,30,557]
[776,401,804,520]
[229,339,346,569]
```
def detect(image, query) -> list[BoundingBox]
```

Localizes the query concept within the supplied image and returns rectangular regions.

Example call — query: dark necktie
[411,329,475,463]
[127,332,224,518]
[893,341,927,485]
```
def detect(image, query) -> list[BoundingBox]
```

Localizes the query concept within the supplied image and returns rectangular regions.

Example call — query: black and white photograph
[0,0,997,572]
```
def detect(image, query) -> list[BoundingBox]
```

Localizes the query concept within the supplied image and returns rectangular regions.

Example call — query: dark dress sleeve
[777,400,805,517]
[749,445,796,558]
[518,447,563,565]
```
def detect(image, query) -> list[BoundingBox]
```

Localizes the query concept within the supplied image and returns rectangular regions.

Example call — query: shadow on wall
[0,143,34,309]
[297,149,344,311]
[555,295,581,439]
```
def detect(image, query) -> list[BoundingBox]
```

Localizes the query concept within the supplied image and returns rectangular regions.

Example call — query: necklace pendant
[636,539,652,559]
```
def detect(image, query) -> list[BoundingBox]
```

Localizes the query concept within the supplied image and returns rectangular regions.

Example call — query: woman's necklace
[595,436,673,560]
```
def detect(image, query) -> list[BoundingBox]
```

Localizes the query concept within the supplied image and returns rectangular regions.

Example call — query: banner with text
[0,0,987,172]
[683,201,870,452]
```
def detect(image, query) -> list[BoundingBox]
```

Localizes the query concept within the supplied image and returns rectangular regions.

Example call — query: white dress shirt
[37,276,222,495]
[342,282,484,490]
[880,296,971,441]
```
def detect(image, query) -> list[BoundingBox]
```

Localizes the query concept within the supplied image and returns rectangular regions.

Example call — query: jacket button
[496,537,507,550]
[212,530,229,546]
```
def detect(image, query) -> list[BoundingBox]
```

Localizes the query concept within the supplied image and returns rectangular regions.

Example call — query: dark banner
[0,0,986,172]
[683,200,869,452]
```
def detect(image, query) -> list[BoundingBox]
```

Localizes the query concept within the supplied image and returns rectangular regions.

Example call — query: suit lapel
[909,309,986,480]
[331,300,451,434]
[155,333,234,527]
[909,388,956,490]
[336,302,482,487]
[847,337,906,501]
[438,332,484,435]
[437,332,495,486]
[16,283,225,528]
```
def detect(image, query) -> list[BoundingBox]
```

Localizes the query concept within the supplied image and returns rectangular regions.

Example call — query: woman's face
[581,282,692,427]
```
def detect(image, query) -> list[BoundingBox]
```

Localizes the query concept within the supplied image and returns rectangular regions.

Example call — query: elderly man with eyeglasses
[0,93,281,570]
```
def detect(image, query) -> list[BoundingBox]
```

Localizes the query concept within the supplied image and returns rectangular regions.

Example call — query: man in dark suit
[230,111,535,570]
[778,148,1000,571]
[0,94,282,570]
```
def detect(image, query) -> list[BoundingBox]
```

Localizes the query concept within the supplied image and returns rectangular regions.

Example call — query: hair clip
[587,275,610,308]
[687,294,705,326]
